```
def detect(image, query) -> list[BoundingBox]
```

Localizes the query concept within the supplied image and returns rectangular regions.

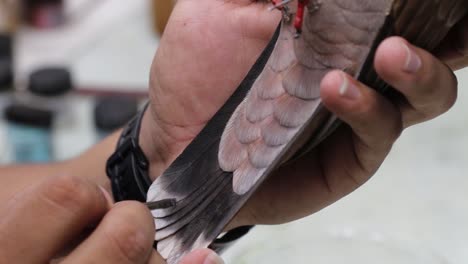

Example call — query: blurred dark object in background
[0,34,13,59]
[4,104,53,128]
[29,67,73,96]
[0,58,13,92]
[0,3,14,94]
[3,104,53,163]
[11,67,75,114]
[94,96,139,138]
[23,0,65,29]
[0,34,13,109]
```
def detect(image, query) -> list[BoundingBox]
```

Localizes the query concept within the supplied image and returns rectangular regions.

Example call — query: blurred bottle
[0,0,16,95]
[9,67,74,162]
[0,55,13,110]
[22,0,65,29]
[0,49,13,164]
[94,97,139,140]
[0,34,13,111]
[0,6,14,95]
[0,30,14,163]
[4,104,53,163]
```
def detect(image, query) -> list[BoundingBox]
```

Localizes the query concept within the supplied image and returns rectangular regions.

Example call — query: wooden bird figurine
[146,0,468,263]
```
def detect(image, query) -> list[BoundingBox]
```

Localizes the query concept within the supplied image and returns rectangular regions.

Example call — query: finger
[63,201,155,264]
[374,37,458,128]
[320,70,402,186]
[54,187,114,258]
[0,175,109,263]
[147,250,165,263]
[147,248,224,264]
[178,249,224,264]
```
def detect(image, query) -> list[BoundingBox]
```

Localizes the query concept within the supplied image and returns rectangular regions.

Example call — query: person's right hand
[0,175,224,264]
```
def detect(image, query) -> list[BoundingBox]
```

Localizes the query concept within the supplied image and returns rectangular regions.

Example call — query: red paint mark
[294,0,310,35]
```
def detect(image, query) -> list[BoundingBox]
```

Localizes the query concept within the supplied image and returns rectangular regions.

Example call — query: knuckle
[414,62,438,94]
[411,61,458,118]
[42,176,98,214]
[388,116,403,143]
[359,95,379,115]
[427,73,457,117]
[351,88,379,117]
[440,72,459,113]
[105,202,152,261]
[404,49,438,94]
[354,93,402,147]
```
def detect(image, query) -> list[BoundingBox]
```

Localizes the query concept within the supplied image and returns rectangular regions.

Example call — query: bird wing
[220,0,394,195]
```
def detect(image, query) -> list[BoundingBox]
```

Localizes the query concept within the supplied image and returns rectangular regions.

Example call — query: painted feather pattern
[145,1,468,263]
[219,0,392,196]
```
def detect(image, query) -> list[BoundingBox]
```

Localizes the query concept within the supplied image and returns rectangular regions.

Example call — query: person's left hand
[139,0,468,229]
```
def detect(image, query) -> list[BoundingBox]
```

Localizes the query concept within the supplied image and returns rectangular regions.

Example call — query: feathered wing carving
[146,0,468,263]
[219,0,394,195]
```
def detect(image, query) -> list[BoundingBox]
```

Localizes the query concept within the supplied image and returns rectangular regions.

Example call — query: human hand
[140,0,281,172]
[140,0,468,228]
[0,175,224,264]
[236,10,468,227]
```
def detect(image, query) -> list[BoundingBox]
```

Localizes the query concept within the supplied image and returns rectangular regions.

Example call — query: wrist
[138,109,168,181]
[138,105,199,181]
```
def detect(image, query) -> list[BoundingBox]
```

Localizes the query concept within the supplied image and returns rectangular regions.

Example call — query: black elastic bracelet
[106,104,152,202]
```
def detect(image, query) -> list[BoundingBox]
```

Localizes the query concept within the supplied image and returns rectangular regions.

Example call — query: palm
[150,0,280,141]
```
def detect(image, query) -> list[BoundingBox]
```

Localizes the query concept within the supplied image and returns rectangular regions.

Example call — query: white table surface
[1,2,468,263]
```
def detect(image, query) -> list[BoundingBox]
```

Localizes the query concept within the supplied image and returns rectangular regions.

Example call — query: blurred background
[0,0,169,162]
[1,1,468,263]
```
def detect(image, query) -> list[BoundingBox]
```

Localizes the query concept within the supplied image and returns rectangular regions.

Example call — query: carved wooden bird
[146,0,468,263]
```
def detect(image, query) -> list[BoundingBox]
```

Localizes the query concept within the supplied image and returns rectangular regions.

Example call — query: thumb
[179,249,224,264]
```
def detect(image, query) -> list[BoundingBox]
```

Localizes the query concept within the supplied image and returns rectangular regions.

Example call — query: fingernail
[99,186,114,207]
[338,73,361,100]
[402,42,422,73]
[204,252,225,264]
